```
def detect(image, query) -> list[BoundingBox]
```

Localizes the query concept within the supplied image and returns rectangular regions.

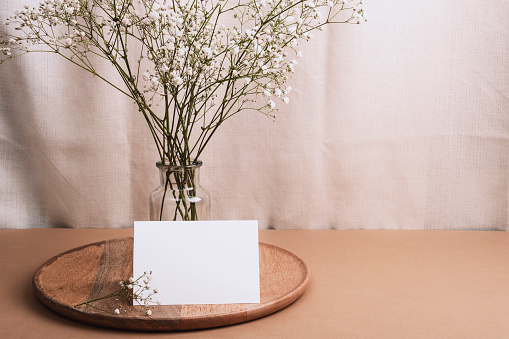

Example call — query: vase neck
[156,161,202,187]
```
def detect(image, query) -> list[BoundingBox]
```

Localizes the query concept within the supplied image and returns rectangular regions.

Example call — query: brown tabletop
[2,228,509,338]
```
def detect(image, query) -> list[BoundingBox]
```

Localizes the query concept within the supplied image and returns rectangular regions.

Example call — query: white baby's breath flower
[171,75,183,86]
[284,16,294,24]
[146,309,152,316]
[0,0,364,216]
[114,309,120,315]
[201,47,213,59]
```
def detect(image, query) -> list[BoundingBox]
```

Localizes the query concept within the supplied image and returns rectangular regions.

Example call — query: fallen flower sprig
[74,271,161,316]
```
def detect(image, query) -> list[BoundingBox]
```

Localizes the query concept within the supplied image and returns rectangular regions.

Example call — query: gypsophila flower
[74,271,159,316]
[305,1,316,8]
[0,0,365,219]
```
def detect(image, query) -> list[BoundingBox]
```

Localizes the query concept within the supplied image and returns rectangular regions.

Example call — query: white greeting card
[133,220,260,305]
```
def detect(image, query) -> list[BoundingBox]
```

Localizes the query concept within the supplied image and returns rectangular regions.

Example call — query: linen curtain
[1,0,509,230]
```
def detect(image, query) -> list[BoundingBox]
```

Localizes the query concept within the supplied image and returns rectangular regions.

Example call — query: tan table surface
[2,228,509,338]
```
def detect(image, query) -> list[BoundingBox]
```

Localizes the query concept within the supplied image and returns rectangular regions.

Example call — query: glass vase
[149,160,210,221]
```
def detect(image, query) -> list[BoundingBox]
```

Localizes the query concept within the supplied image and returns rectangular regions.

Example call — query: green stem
[74,291,119,307]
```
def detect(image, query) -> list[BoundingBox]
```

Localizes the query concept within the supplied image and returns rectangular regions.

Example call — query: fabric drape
[1,0,509,230]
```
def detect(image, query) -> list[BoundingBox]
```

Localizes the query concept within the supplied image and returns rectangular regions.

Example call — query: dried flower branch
[74,271,161,316]
[0,0,365,220]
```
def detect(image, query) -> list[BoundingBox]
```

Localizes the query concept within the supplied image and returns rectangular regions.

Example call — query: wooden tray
[33,237,310,331]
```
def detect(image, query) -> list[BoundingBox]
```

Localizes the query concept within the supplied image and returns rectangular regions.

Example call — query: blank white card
[133,220,260,305]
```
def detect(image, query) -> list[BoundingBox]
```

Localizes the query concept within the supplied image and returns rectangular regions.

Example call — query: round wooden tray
[33,237,310,331]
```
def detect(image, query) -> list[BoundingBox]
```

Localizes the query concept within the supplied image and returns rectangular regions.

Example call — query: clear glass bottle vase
[149,160,210,221]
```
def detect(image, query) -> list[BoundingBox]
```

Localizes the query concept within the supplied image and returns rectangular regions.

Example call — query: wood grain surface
[32,237,310,331]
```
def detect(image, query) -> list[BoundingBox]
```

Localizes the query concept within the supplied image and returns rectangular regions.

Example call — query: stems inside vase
[150,161,209,221]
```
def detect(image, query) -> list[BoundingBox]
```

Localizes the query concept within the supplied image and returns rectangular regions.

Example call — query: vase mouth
[156,160,203,170]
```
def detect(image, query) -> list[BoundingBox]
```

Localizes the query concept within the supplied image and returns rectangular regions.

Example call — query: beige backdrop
[1,0,509,230]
